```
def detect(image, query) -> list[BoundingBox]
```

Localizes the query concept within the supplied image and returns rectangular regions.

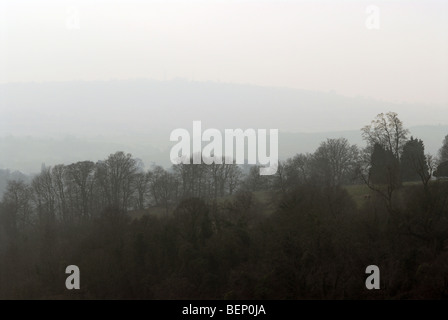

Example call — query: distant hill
[1,79,447,137]
[0,125,446,175]
[0,79,447,173]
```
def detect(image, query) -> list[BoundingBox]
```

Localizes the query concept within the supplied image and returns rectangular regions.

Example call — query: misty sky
[1,0,447,106]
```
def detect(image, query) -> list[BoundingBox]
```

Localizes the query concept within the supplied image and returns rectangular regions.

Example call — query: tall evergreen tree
[438,134,448,163]
[401,137,428,182]
[369,143,400,185]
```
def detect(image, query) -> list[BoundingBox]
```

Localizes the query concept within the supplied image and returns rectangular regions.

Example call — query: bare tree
[66,161,96,221]
[96,152,138,212]
[272,160,287,194]
[32,166,56,225]
[51,164,68,222]
[2,180,34,230]
[361,112,409,160]
[134,171,151,210]
[172,155,209,199]
[227,164,242,195]
[149,166,178,213]
[424,154,437,185]
[312,138,359,187]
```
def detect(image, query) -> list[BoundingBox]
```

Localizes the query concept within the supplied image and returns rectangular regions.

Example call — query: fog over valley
[1,79,447,174]
[1,0,448,301]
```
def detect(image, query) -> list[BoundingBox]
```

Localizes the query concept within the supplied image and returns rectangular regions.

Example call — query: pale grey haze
[0,0,447,173]
[0,80,447,174]
[1,0,447,105]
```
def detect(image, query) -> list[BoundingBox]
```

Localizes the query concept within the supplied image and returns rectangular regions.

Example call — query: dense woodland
[1,112,448,299]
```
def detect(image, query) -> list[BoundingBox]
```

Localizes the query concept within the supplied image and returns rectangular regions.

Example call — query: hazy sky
[0,0,447,106]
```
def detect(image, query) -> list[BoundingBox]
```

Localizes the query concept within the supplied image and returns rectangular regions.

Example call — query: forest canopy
[0,112,448,299]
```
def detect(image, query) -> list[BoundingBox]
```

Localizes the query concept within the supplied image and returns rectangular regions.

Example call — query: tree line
[0,111,448,299]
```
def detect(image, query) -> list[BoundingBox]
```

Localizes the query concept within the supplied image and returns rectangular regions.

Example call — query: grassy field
[128,181,438,220]
[343,184,372,208]
[127,186,377,219]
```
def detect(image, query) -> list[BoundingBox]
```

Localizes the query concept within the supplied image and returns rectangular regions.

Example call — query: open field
[128,180,448,220]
